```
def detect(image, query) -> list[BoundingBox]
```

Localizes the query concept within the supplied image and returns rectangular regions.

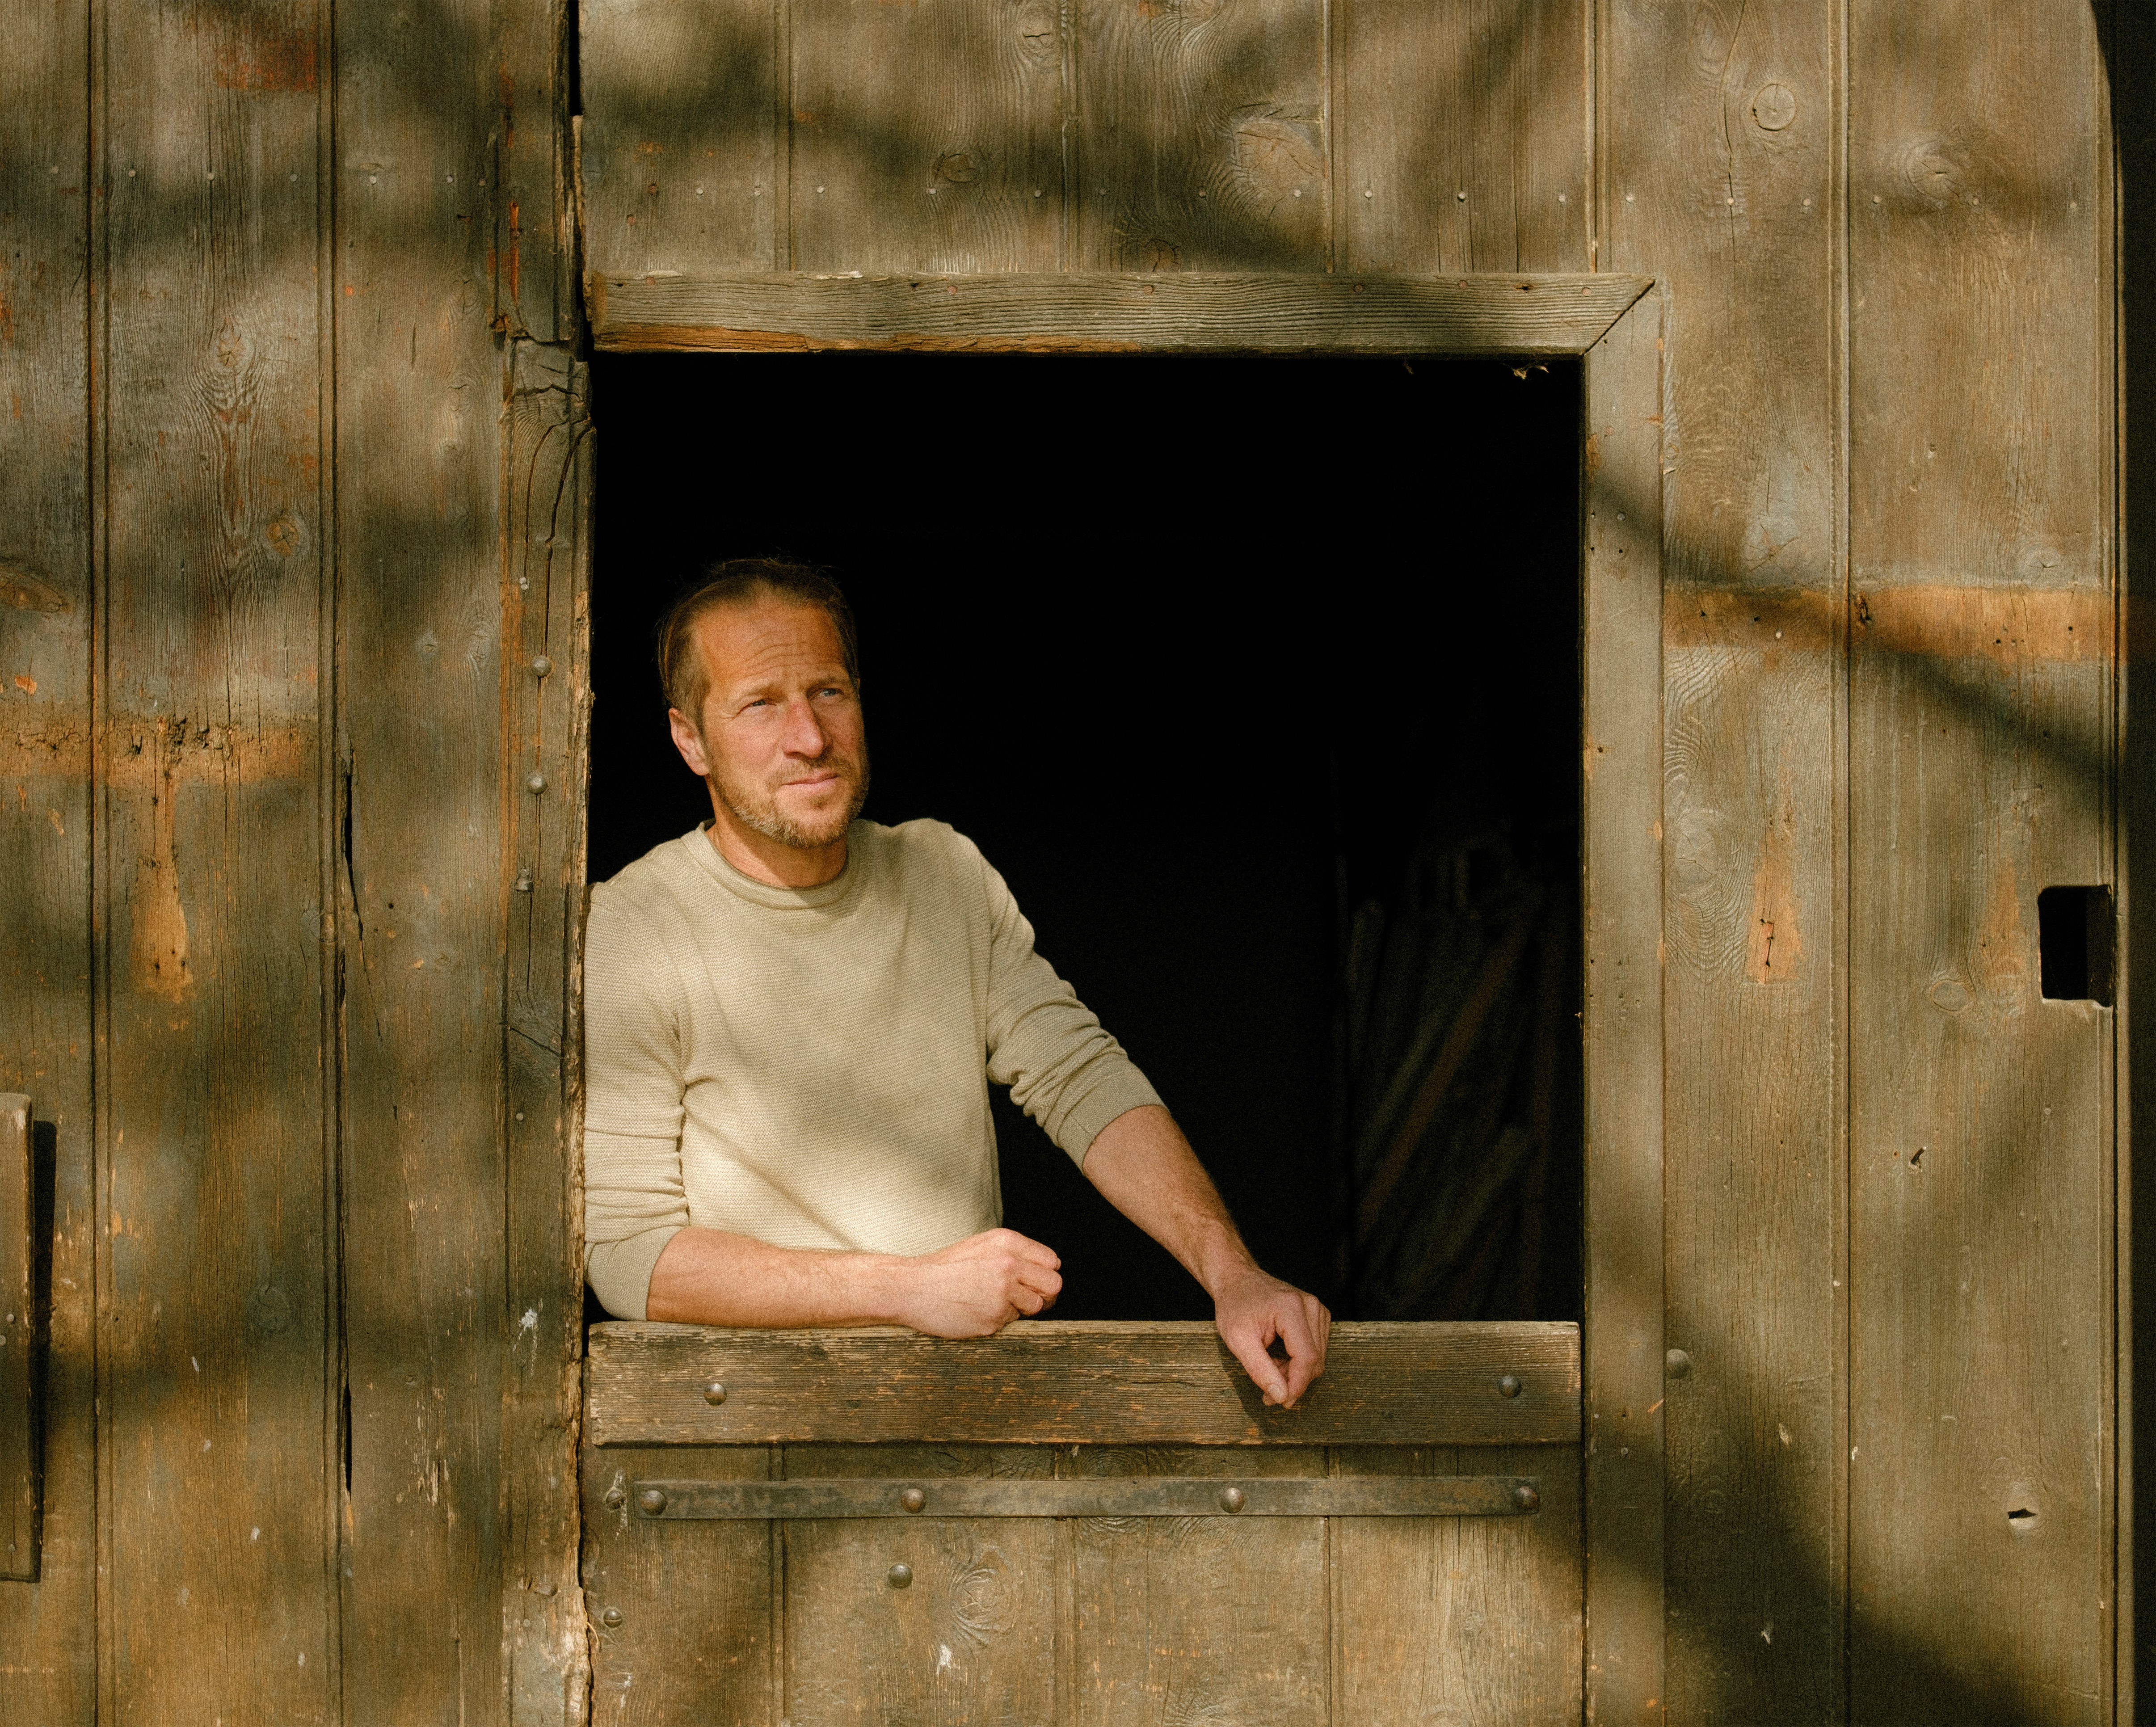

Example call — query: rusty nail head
[900,1487,926,1513]
[638,1487,668,1516]
[514,870,534,893]
[1498,1374,1523,1398]
[1666,1348,1693,1379]
[887,1563,913,1589]
[604,1485,626,1508]
[703,1381,727,1405]
[1513,1484,1540,1513]
[532,655,552,677]
[1218,1486,1246,1513]
[600,1607,623,1627]
[526,772,547,794]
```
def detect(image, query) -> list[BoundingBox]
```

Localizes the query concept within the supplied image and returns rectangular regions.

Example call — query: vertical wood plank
[1337,0,1588,274]
[503,341,595,1727]
[335,0,508,1715]
[495,0,574,340]
[1847,13,2114,1719]
[1603,3,1845,1720]
[791,0,1065,274]
[1331,1443,1583,1725]
[581,1444,776,1726]
[1580,290,1665,1727]
[1072,0,1328,273]
[1065,1446,1329,1727]
[0,0,93,1698]
[576,0,779,280]
[0,1096,32,1582]
[96,0,337,1712]
[783,1444,1061,1727]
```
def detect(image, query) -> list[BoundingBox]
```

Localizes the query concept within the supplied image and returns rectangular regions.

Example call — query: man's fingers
[1224,1324,1290,1405]
[1276,1301,1324,1405]
[987,1228,1061,1270]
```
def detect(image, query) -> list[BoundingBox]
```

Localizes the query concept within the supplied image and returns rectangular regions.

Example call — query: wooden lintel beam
[589,270,1655,357]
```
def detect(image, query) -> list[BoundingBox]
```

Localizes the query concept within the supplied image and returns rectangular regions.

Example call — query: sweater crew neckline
[682,820,867,910]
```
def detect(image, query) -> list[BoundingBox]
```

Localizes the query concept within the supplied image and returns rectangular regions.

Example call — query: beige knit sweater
[581,818,1162,1318]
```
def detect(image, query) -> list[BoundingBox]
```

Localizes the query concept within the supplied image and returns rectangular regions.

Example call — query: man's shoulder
[590,829,707,924]
[864,816,991,884]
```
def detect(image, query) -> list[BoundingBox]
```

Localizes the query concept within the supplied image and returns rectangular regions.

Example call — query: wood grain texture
[95,0,336,1714]
[334,0,506,1714]
[1580,290,1666,1727]
[577,0,779,279]
[1602,2,1847,1720]
[785,1443,1061,1727]
[502,340,595,1727]
[592,269,1652,352]
[1068,1445,1329,1727]
[1073,0,1327,271]
[588,1319,1581,1447]
[0,0,93,1694]
[496,0,574,339]
[1332,1443,1583,1725]
[0,1096,32,1581]
[583,1443,777,1727]
[1336,0,1588,274]
[1847,5,2114,1723]
[790,0,1065,273]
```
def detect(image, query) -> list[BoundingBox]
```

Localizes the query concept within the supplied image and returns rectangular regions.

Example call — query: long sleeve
[977,854,1162,1165]
[581,893,694,1319]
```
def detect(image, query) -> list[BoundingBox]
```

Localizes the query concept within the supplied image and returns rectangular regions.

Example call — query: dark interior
[587,352,1583,1322]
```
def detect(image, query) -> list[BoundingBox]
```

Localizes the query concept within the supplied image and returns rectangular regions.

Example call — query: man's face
[668,598,869,850]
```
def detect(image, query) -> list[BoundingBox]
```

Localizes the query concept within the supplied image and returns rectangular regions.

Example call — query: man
[583,558,1330,1406]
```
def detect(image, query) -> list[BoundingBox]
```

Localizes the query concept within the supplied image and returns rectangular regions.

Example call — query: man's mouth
[779,772,841,793]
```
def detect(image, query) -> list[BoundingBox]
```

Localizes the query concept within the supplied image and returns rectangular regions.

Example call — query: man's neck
[704,806,849,889]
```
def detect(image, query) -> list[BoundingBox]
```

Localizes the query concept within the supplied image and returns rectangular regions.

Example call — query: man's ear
[668,707,713,778]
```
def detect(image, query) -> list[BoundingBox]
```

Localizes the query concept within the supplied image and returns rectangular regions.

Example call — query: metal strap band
[623,1475,1541,1521]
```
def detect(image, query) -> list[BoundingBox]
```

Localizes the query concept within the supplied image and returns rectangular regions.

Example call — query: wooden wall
[577,2,2127,1723]
[0,2,2132,1725]
[0,0,590,1722]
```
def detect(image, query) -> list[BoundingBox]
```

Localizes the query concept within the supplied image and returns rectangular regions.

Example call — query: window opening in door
[587,352,1581,1323]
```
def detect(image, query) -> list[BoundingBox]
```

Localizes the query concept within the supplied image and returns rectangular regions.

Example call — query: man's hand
[891,1227,1063,1337]
[1078,1105,1333,1407]
[1213,1263,1331,1407]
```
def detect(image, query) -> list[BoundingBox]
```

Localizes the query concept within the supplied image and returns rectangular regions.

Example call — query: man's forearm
[1081,1103,1331,1407]
[1078,1104,1259,1296]
[644,1221,1065,1335]
[645,1226,908,1326]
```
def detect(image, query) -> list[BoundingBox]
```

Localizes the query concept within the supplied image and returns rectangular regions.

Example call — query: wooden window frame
[564,269,1668,1725]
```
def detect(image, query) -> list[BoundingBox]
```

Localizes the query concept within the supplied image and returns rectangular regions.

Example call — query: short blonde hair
[656,557,860,722]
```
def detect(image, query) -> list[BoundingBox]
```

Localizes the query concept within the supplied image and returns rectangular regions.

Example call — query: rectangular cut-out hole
[2037,885,2115,1005]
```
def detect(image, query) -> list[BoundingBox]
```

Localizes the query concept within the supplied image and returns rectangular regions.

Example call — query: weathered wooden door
[583,1323,1582,1723]
[564,266,1670,1725]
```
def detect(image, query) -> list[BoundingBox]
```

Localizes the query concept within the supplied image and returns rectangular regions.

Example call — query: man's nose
[778,696,829,757]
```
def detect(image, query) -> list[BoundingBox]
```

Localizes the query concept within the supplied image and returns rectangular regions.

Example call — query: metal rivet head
[513,870,534,893]
[603,1485,626,1508]
[1512,1484,1541,1513]
[899,1487,926,1513]
[531,655,552,678]
[600,1607,623,1628]
[887,1563,913,1589]
[1498,1374,1523,1398]
[637,1488,668,1516]
[1666,1348,1693,1379]
[702,1381,727,1406]
[526,772,547,795]
[1217,1486,1246,1513]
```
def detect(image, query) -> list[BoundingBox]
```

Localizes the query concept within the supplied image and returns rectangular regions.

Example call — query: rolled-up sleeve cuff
[1054,1066,1165,1168]
[585,1224,684,1321]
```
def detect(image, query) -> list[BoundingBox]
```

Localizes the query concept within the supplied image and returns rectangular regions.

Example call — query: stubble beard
[712,746,871,851]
